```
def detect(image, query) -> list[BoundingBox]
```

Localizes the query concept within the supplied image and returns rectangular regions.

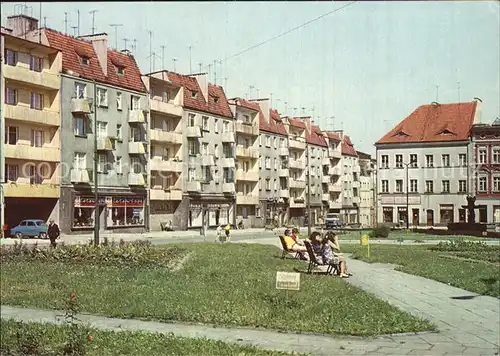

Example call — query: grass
[337,231,486,241]
[342,243,500,297]
[0,319,298,356]
[0,243,433,336]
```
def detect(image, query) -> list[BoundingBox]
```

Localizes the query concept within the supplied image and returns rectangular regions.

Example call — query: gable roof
[260,108,287,136]
[288,118,307,129]
[229,97,260,112]
[43,29,146,93]
[306,125,328,147]
[165,71,232,118]
[376,101,478,145]
[325,132,342,142]
[342,135,358,157]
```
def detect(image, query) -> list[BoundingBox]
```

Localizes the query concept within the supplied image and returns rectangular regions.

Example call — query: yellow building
[1,28,62,229]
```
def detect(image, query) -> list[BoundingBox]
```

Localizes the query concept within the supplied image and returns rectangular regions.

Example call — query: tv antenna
[147,51,161,72]
[43,16,47,27]
[89,10,98,35]
[172,58,178,72]
[148,30,153,73]
[64,12,68,33]
[122,38,129,51]
[71,25,78,36]
[109,24,123,49]
[188,45,192,74]
[213,60,217,84]
[197,62,202,73]
[160,45,166,70]
[131,39,137,54]
[77,10,80,36]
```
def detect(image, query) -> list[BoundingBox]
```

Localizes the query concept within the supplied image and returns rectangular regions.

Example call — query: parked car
[325,213,343,230]
[9,219,48,239]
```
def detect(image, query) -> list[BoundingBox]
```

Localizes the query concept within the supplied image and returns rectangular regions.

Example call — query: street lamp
[403,158,416,230]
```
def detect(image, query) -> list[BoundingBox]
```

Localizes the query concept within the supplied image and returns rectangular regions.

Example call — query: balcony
[329,182,342,192]
[150,129,183,144]
[353,196,361,205]
[150,159,183,173]
[129,109,146,123]
[128,173,146,186]
[328,149,342,159]
[352,181,360,188]
[150,189,182,201]
[352,166,361,173]
[220,157,235,168]
[4,104,59,126]
[129,142,147,155]
[186,126,202,138]
[3,65,59,90]
[70,169,91,184]
[279,189,290,198]
[236,146,259,159]
[236,194,259,205]
[186,181,201,192]
[235,169,259,181]
[150,99,182,117]
[3,182,59,198]
[278,147,289,156]
[329,200,342,209]
[235,121,259,136]
[322,157,331,166]
[322,175,330,184]
[222,182,235,194]
[329,166,341,176]
[96,137,113,151]
[71,98,92,114]
[289,138,306,150]
[278,168,289,177]
[4,144,59,162]
[221,131,235,143]
[290,198,305,208]
[201,155,215,166]
[289,159,305,170]
[322,193,330,201]
[289,180,306,189]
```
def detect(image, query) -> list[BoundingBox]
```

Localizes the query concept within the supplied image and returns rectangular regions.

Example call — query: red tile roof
[376,101,478,145]
[165,72,232,118]
[288,118,306,129]
[326,132,342,141]
[229,97,260,112]
[44,29,146,93]
[342,135,358,157]
[306,125,328,147]
[259,108,287,135]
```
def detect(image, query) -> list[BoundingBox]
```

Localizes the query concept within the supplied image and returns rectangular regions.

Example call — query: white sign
[276,272,300,291]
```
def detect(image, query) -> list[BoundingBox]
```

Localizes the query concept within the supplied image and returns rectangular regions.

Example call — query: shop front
[187,200,235,229]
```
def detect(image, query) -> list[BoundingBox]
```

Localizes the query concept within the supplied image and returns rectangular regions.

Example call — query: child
[224,223,231,242]
[216,224,222,243]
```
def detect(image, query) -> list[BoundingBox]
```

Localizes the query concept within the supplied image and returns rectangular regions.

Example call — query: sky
[2,1,499,155]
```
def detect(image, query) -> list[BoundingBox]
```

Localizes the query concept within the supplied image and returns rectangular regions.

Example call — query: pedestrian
[224,223,231,242]
[216,224,222,242]
[47,219,60,248]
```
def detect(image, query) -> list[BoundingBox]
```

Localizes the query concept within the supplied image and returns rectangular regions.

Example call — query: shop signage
[383,207,393,212]
[112,197,144,208]
[397,207,407,212]
[74,196,106,207]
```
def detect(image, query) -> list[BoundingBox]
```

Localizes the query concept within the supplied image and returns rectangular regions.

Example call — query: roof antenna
[188,45,192,74]
[109,24,123,49]
[122,38,129,51]
[435,85,439,102]
[64,12,68,34]
[38,2,42,42]
[160,45,166,70]
[147,30,153,73]
[77,9,80,36]
[71,25,78,36]
[43,16,47,27]
[172,58,178,72]
[132,39,137,54]
[197,62,202,73]
[89,10,98,35]
[213,60,217,84]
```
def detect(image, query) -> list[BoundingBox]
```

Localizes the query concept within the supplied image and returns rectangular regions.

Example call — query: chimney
[472,97,483,124]
[7,15,38,37]
[254,99,270,123]
[191,73,208,102]
[79,33,108,76]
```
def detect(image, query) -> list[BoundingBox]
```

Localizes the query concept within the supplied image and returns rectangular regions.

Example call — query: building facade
[471,117,500,224]
[1,19,62,230]
[286,118,307,224]
[375,100,480,227]
[340,134,360,225]
[357,151,375,227]
[324,132,343,214]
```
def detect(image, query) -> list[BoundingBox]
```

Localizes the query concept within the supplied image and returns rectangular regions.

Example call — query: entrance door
[412,209,419,226]
[215,209,220,226]
[426,210,434,226]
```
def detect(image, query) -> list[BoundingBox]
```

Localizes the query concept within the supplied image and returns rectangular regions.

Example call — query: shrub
[430,238,490,252]
[369,224,391,238]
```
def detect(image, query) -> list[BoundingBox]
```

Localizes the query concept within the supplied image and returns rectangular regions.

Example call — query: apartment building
[340,134,361,225]
[156,72,236,230]
[357,151,375,227]
[142,72,184,230]
[306,124,329,225]
[256,99,289,227]
[324,132,343,214]
[471,117,500,224]
[228,98,260,227]
[375,100,481,227]
[286,118,307,224]
[1,20,62,230]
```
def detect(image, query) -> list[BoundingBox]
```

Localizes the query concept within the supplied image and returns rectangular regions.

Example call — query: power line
[202,1,357,71]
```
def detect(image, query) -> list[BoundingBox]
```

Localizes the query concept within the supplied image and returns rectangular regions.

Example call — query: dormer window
[394,130,408,137]
[213,96,219,103]
[79,56,90,65]
[115,65,125,75]
[191,90,198,98]
[439,129,454,135]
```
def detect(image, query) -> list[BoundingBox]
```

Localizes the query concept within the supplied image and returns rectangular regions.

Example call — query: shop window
[382,207,393,223]
[73,206,95,228]
[109,198,145,226]
[439,205,454,224]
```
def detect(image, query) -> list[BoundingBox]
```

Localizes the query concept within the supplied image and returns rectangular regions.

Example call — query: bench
[278,236,300,259]
[160,222,174,231]
[304,240,340,275]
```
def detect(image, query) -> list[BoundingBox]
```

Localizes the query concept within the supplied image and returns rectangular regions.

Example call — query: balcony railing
[329,200,342,209]
[186,181,201,192]
[220,157,235,168]
[279,189,290,198]
[329,182,342,192]
[150,159,183,172]
[322,193,330,201]
[235,169,259,181]
[129,142,147,155]
[128,173,146,186]
[150,98,182,116]
[3,65,59,90]
[129,109,146,123]
[289,138,306,150]
[235,121,259,136]
[70,169,91,184]
[96,137,113,151]
[278,168,289,177]
[71,98,92,114]
[221,131,235,143]
[328,166,341,176]
[150,129,183,144]
[289,180,306,189]
[321,157,330,166]
[236,194,259,205]
[186,126,202,138]
[150,189,182,200]
[290,198,305,208]
[222,182,235,193]
[328,148,342,159]
[3,182,59,198]
[278,147,289,156]
[5,104,59,126]
[289,159,305,170]
[4,144,59,162]
[235,146,259,159]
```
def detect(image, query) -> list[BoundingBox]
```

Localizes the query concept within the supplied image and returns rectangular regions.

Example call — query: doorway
[412,208,419,226]
[215,209,220,226]
[426,209,434,226]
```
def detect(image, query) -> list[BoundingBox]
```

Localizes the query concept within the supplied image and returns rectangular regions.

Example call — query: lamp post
[403,159,416,230]
[306,142,312,237]
[93,80,99,245]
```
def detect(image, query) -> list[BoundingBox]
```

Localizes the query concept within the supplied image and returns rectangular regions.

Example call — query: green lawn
[0,320,298,356]
[0,242,433,336]
[342,242,500,297]
[337,231,486,241]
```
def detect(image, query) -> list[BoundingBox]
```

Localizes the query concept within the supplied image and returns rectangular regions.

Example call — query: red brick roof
[342,135,358,157]
[44,29,146,93]
[306,125,328,147]
[259,108,287,135]
[376,101,478,145]
[165,72,232,118]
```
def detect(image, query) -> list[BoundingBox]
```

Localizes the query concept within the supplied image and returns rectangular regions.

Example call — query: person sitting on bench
[324,232,352,277]
[283,229,307,258]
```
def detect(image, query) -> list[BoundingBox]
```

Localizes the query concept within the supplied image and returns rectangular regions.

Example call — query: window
[425,180,434,193]
[96,88,108,107]
[382,207,393,223]
[131,96,140,110]
[409,154,417,167]
[266,136,271,147]
[440,205,454,224]
[191,90,198,98]
[223,121,229,133]
[29,55,43,72]
[395,179,403,193]
[265,157,271,169]
[73,153,86,170]
[115,156,122,174]
[274,137,278,149]
[5,126,18,145]
[493,177,500,192]
[380,155,388,168]
[478,148,487,164]
[188,168,196,181]
[115,66,124,75]
[410,179,418,193]
[202,116,209,131]
[459,153,467,166]
[426,155,434,167]
[30,165,44,184]
[74,82,86,99]
[4,49,17,66]
[188,113,196,126]
[274,158,278,170]
[188,139,199,155]
[79,56,90,65]
[116,92,123,110]
[214,119,219,133]
[442,180,450,193]
[442,154,450,167]
[5,88,17,105]
[74,118,86,136]
[381,180,389,193]
[204,166,212,182]
[478,176,487,192]
[202,142,209,155]
[493,147,500,164]
[116,124,122,140]
[97,121,107,138]
[28,92,44,110]
[265,179,271,190]
[395,154,403,168]
[458,180,467,193]
[6,164,18,181]
[31,130,44,147]
[97,154,107,173]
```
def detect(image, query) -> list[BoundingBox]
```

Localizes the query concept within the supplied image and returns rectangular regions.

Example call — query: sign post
[360,233,370,258]
[276,272,300,291]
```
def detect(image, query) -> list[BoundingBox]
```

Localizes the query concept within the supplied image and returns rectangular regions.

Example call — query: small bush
[430,238,489,252]
[369,224,391,238]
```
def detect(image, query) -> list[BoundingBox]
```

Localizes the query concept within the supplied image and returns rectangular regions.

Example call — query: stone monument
[447,195,486,235]
[462,196,479,223]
